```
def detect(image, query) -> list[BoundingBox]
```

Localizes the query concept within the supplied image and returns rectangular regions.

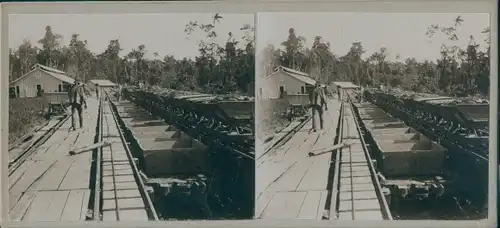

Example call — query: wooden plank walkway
[100,101,149,221]
[256,99,340,219]
[8,98,99,222]
[337,104,383,220]
[9,118,61,163]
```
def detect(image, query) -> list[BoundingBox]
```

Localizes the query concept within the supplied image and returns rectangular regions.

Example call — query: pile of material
[367,87,489,104]
[127,85,254,103]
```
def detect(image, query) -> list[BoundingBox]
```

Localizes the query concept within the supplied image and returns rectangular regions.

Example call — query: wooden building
[332,81,360,91]
[9,64,75,99]
[259,66,319,100]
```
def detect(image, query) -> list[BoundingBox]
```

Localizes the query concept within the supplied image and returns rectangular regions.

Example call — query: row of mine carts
[359,89,489,214]
[364,91,489,157]
[119,87,255,219]
[126,88,255,153]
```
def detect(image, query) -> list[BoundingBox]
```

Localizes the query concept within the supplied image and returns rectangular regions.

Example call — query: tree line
[261,16,490,97]
[9,14,255,95]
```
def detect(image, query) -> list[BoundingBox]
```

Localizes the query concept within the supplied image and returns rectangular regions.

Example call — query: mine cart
[363,91,489,210]
[116,88,256,219]
[434,103,489,155]
[44,92,71,117]
[282,94,310,120]
[442,104,489,135]
[214,101,254,135]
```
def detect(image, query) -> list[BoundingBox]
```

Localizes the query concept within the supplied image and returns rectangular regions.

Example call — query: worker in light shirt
[309,81,328,132]
[117,84,123,101]
[68,80,87,130]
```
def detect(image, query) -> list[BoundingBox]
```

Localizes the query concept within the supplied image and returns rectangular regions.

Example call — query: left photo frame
[4,11,255,223]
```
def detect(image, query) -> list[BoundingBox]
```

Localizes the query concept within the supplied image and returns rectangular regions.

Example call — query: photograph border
[1,1,497,228]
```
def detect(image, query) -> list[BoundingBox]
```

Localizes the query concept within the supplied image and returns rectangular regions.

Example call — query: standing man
[117,84,123,101]
[309,81,328,132]
[95,83,100,98]
[69,80,87,130]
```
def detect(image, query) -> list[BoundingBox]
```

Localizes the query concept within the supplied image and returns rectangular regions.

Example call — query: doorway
[36,84,42,97]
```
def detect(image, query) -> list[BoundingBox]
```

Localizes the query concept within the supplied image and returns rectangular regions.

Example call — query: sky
[9,13,254,60]
[257,12,490,62]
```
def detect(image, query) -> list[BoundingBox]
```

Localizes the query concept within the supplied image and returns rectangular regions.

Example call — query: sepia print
[7,13,255,222]
[1,1,496,227]
[255,12,490,221]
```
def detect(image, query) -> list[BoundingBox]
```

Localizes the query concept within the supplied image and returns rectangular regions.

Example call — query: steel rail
[329,90,393,220]
[92,94,104,220]
[9,113,71,176]
[328,94,345,220]
[258,115,312,161]
[105,90,159,221]
[346,91,393,220]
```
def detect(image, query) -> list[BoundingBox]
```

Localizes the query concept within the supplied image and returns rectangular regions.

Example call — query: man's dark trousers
[311,104,324,130]
[71,103,83,129]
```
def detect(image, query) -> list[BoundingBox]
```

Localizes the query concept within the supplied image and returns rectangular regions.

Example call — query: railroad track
[8,112,70,176]
[257,87,487,220]
[8,90,178,222]
[329,90,392,220]
[259,115,312,160]
[124,87,255,219]
[9,86,255,222]
[92,89,158,221]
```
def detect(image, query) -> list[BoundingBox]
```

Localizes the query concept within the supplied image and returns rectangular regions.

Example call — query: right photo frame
[255,12,491,221]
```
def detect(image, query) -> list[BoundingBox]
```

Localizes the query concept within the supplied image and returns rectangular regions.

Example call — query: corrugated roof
[42,69,75,84]
[278,66,309,77]
[9,63,75,85]
[90,79,116,87]
[333,81,360,89]
[36,64,68,75]
[276,66,317,85]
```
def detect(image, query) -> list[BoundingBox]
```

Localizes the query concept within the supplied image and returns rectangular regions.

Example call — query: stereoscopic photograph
[255,12,490,221]
[7,13,255,222]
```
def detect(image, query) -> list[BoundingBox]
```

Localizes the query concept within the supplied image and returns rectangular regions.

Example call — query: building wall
[9,70,65,98]
[259,71,310,100]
